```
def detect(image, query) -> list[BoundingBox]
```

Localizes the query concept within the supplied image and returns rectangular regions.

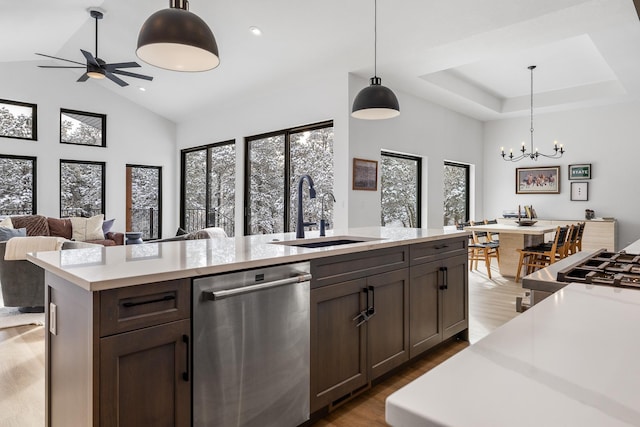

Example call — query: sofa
[9,214,124,246]
[0,239,100,311]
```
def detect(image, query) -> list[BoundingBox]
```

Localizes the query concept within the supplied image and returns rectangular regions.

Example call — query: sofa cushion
[0,217,13,228]
[48,217,73,239]
[70,214,105,242]
[11,215,50,236]
[0,226,26,241]
[102,218,115,237]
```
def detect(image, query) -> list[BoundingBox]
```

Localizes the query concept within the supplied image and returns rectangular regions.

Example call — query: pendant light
[136,0,219,72]
[351,0,400,120]
[501,65,565,161]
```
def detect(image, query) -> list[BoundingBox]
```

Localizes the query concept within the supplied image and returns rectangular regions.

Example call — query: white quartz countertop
[27,227,467,291]
[386,283,640,427]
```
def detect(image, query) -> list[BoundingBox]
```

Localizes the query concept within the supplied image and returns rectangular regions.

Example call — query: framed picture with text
[568,163,591,180]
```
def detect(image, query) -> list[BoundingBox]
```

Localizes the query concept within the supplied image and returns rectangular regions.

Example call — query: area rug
[0,305,44,329]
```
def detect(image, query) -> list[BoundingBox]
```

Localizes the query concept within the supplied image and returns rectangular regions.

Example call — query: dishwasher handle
[205,273,312,301]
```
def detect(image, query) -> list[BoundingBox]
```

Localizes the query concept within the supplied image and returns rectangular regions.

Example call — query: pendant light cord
[530,65,534,152]
[374,0,377,77]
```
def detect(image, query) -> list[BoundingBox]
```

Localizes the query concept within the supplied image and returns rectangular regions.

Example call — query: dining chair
[483,219,500,243]
[515,226,569,282]
[468,221,500,279]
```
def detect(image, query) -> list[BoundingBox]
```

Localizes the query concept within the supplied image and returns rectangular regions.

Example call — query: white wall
[0,62,177,234]
[348,74,485,229]
[484,102,640,249]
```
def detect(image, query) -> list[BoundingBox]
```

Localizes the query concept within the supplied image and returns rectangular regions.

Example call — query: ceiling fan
[36,9,153,87]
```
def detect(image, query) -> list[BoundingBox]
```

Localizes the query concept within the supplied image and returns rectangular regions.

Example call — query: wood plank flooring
[0,266,523,427]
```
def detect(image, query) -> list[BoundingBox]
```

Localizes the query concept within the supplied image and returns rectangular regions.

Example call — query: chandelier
[501,65,565,161]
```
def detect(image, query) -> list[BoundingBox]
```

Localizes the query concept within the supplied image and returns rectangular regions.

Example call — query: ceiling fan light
[87,71,105,79]
[351,77,400,120]
[136,6,219,72]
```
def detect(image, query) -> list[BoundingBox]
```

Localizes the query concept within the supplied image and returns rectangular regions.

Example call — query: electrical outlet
[49,302,57,335]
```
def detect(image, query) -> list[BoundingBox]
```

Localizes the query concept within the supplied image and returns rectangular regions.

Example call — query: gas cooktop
[557,249,640,289]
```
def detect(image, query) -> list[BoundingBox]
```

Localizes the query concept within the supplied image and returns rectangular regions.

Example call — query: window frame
[126,164,163,240]
[60,108,107,147]
[59,159,106,218]
[0,154,37,215]
[444,161,470,225]
[243,120,333,236]
[0,98,37,141]
[180,140,236,235]
[380,150,422,228]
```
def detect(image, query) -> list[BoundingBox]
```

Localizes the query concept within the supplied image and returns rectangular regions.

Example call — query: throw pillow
[102,218,115,237]
[0,217,13,229]
[0,226,26,241]
[47,217,73,239]
[176,227,188,236]
[11,215,50,236]
[70,214,105,242]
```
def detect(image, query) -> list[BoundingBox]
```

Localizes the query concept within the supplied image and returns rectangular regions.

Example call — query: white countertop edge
[28,227,469,291]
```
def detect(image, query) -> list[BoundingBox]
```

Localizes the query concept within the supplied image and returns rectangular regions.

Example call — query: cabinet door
[310,278,367,412]
[409,262,442,358]
[367,268,409,380]
[441,254,469,340]
[100,319,191,427]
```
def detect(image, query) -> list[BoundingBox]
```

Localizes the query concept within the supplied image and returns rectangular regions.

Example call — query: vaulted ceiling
[3,0,640,123]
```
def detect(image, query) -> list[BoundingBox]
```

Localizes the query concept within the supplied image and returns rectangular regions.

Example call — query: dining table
[464,222,557,277]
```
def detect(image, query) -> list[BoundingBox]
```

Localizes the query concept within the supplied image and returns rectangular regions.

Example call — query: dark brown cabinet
[100,319,191,427]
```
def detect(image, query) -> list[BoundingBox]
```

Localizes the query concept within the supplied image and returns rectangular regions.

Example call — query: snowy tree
[130,166,161,238]
[60,162,104,216]
[0,157,34,214]
[0,106,33,139]
[380,154,419,228]
[443,163,468,226]
[61,112,103,146]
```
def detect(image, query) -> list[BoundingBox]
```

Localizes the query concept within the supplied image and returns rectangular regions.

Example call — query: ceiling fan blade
[35,53,85,66]
[103,62,140,70]
[104,71,128,87]
[77,73,90,82]
[39,66,85,69]
[80,49,99,67]
[111,69,153,81]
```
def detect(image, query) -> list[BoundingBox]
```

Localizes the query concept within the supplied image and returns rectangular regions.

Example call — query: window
[181,141,235,236]
[127,165,162,240]
[60,109,106,147]
[245,121,334,235]
[0,154,37,215]
[443,161,470,226]
[380,151,421,227]
[60,160,105,217]
[0,99,37,140]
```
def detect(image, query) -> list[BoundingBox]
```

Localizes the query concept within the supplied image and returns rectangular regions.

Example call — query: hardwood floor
[0,267,523,427]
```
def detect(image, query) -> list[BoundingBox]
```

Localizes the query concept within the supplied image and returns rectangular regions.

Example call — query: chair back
[575,222,586,251]
[551,226,570,258]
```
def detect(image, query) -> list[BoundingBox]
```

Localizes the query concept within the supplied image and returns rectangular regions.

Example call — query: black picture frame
[570,182,589,201]
[353,158,378,191]
[60,108,106,147]
[0,98,37,141]
[568,163,591,180]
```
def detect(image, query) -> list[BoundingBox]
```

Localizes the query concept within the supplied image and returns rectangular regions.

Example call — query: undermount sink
[270,235,382,248]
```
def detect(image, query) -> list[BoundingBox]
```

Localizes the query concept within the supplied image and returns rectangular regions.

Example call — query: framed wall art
[568,163,591,180]
[515,166,560,194]
[353,158,378,191]
[571,182,589,201]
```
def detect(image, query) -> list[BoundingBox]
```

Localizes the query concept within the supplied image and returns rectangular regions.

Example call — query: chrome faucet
[296,174,316,238]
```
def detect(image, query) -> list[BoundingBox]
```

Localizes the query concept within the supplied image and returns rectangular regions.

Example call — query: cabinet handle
[122,294,175,308]
[434,244,449,250]
[439,266,448,290]
[367,285,376,317]
[182,335,189,382]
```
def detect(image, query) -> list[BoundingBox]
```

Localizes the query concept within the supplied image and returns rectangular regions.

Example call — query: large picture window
[443,161,470,226]
[0,154,37,215]
[381,151,421,228]
[245,121,334,235]
[181,141,235,236]
[60,160,105,217]
[127,165,162,240]
[60,109,106,147]
[0,99,37,141]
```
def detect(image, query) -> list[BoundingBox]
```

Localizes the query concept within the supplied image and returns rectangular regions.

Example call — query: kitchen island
[28,226,470,427]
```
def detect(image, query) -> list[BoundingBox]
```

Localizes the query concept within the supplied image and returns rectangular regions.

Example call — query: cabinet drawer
[410,237,467,266]
[100,279,190,337]
[311,246,408,288]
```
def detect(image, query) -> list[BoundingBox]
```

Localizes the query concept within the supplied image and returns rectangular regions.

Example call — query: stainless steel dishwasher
[193,262,311,427]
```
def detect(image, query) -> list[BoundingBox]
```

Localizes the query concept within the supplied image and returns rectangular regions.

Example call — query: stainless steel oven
[193,262,311,427]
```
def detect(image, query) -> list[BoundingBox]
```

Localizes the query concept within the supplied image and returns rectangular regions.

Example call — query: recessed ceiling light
[138,87,146,92]
[249,26,262,36]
